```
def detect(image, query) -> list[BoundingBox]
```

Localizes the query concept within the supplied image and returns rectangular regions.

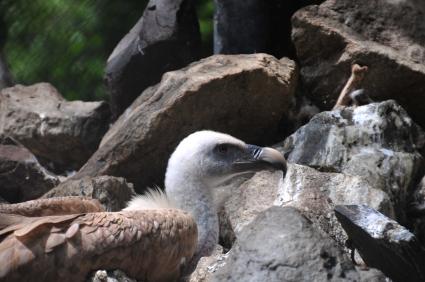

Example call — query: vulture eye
[216,144,229,154]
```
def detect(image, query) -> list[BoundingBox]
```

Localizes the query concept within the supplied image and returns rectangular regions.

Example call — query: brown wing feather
[0,197,104,217]
[0,209,197,282]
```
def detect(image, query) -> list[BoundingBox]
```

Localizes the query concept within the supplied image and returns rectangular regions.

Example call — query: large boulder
[0,83,111,172]
[0,143,59,203]
[219,101,423,251]
[212,207,385,281]
[336,205,425,282]
[219,163,394,249]
[292,0,425,128]
[105,0,201,119]
[275,164,394,245]
[74,54,297,192]
[42,176,135,212]
[281,101,424,219]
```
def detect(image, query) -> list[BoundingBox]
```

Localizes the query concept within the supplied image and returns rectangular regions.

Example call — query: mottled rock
[335,205,425,282]
[292,0,425,128]
[219,163,394,249]
[0,144,59,203]
[212,206,370,281]
[275,163,394,245]
[43,176,134,211]
[282,101,424,218]
[188,245,227,282]
[410,175,425,244]
[0,83,110,172]
[105,0,201,118]
[219,170,283,246]
[76,54,297,192]
[88,269,136,282]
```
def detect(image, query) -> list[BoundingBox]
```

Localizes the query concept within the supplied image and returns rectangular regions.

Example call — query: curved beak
[233,145,287,176]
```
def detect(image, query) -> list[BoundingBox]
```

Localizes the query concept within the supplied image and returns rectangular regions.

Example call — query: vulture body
[0,196,104,217]
[0,130,286,281]
[0,209,196,282]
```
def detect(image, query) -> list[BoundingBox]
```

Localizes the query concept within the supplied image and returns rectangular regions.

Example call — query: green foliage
[1,0,213,101]
[1,0,145,100]
[197,0,214,56]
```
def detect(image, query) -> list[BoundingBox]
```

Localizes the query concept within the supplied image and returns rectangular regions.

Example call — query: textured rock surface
[336,205,425,282]
[212,206,376,281]
[105,0,201,118]
[188,245,227,282]
[89,269,137,282]
[292,0,425,128]
[0,144,59,203]
[43,176,134,211]
[220,163,394,249]
[0,83,110,172]
[410,175,425,244]
[76,54,297,191]
[281,101,424,218]
[275,164,394,246]
[219,170,283,246]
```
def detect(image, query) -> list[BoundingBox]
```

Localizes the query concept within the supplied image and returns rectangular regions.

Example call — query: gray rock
[88,269,136,282]
[188,245,227,282]
[292,0,425,128]
[219,170,283,246]
[0,83,110,172]
[276,163,394,245]
[76,54,297,192]
[42,176,134,211]
[0,144,59,203]
[219,163,394,249]
[407,175,425,244]
[335,205,425,282]
[281,101,424,218]
[212,206,369,281]
[105,0,201,119]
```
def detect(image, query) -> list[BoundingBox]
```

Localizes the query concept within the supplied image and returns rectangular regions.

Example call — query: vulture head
[165,130,286,190]
[161,130,287,271]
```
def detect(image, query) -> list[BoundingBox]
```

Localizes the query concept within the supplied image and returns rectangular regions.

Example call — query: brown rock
[75,54,297,191]
[292,0,425,128]
[0,83,111,172]
[0,144,59,203]
[43,176,135,212]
